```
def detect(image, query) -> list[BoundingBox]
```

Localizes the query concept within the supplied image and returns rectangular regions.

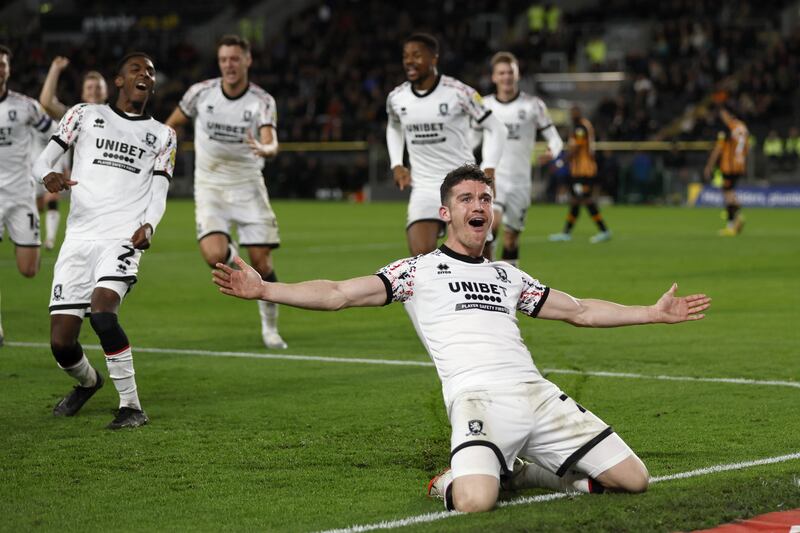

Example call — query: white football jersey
[482,92,555,185]
[0,90,53,199]
[51,103,176,240]
[377,245,550,406]
[178,78,277,187]
[386,75,492,190]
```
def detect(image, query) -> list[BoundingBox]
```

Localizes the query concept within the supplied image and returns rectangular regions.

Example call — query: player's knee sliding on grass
[213,165,709,514]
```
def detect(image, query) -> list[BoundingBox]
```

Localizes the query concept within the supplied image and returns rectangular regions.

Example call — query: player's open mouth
[135,81,148,91]
[468,217,486,228]
[405,67,418,77]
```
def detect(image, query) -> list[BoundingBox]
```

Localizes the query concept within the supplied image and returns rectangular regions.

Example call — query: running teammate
[37,56,108,250]
[0,44,53,346]
[549,106,611,243]
[33,52,176,429]
[474,52,563,263]
[703,105,749,236]
[166,34,286,349]
[212,164,711,513]
[386,33,506,255]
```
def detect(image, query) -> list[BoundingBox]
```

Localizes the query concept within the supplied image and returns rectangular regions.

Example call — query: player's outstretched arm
[537,283,710,327]
[214,257,388,310]
[165,107,189,132]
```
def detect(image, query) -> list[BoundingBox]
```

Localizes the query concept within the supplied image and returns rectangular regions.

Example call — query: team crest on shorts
[466,419,486,436]
[53,284,63,301]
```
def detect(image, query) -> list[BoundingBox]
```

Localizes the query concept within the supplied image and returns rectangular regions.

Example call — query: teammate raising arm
[213,164,710,513]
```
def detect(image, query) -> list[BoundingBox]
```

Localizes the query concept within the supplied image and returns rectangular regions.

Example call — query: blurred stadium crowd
[2,0,799,199]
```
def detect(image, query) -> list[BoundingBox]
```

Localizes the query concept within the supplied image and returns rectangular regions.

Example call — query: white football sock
[225,242,239,267]
[258,300,279,333]
[508,460,590,494]
[105,347,141,410]
[60,354,97,388]
[45,209,60,243]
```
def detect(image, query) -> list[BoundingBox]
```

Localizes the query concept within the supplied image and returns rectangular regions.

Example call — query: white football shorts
[494,176,531,233]
[407,184,445,231]
[448,380,633,480]
[49,238,142,316]
[0,193,41,247]
[194,181,280,247]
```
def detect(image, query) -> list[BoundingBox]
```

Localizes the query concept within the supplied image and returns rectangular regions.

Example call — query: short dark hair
[115,52,154,76]
[0,45,12,59]
[440,164,493,204]
[404,33,439,55]
[217,34,251,54]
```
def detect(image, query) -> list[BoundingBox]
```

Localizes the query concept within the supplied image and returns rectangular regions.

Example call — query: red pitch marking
[693,509,800,532]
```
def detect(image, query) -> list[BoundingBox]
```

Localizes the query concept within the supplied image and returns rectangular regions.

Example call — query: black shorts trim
[97,275,138,285]
[258,124,277,130]
[11,241,41,248]
[49,303,90,312]
[451,440,511,478]
[198,231,232,243]
[239,242,280,249]
[555,426,615,477]
[531,287,550,317]
[476,110,493,124]
[376,273,393,306]
[153,170,172,182]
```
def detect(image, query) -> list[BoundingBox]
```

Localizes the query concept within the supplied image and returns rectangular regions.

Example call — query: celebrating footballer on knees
[33,52,177,430]
[385,33,506,256]
[166,34,287,350]
[212,164,711,513]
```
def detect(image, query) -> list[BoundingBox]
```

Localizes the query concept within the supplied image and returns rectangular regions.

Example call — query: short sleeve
[375,256,419,305]
[457,84,492,123]
[533,98,554,130]
[257,93,277,129]
[153,126,177,181]
[516,271,550,318]
[29,99,54,134]
[53,103,88,149]
[178,82,204,119]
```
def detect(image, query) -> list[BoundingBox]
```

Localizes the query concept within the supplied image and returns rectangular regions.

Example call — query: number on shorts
[27,212,39,229]
[117,245,135,266]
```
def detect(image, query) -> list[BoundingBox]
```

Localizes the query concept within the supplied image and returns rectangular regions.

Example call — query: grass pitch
[1,200,798,532]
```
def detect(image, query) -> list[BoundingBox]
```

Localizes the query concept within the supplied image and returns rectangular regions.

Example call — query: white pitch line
[6,341,800,388]
[318,451,800,533]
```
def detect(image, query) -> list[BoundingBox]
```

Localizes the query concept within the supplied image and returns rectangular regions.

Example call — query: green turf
[1,200,798,532]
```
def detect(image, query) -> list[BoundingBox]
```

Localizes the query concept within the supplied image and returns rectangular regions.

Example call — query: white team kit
[481,92,560,231]
[0,90,53,246]
[178,78,280,246]
[377,245,633,480]
[386,75,492,226]
[44,103,176,315]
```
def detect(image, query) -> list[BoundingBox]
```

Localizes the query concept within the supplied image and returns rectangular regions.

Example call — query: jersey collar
[495,91,520,104]
[109,104,151,121]
[0,89,8,104]
[221,82,249,101]
[411,74,441,98]
[439,244,486,264]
